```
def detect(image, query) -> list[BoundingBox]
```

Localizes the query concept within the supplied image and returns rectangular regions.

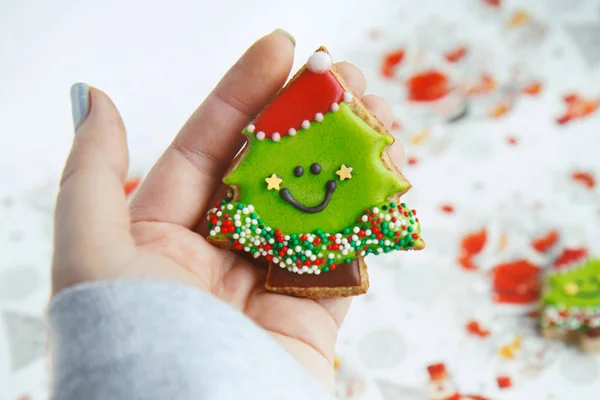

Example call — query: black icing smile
[280,180,336,213]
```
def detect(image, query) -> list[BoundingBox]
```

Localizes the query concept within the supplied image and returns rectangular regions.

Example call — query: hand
[53,29,404,392]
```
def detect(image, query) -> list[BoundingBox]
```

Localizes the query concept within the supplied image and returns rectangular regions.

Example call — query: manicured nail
[273,28,296,47]
[70,83,90,132]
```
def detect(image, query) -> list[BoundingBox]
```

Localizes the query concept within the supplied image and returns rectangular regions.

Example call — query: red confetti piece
[460,229,487,255]
[556,93,600,125]
[440,204,455,213]
[483,0,501,7]
[492,260,541,304]
[407,157,419,166]
[458,254,479,271]
[124,176,141,197]
[406,70,450,102]
[506,136,518,145]
[531,230,559,253]
[522,81,542,96]
[571,171,596,189]
[496,375,512,389]
[554,247,588,270]
[381,49,405,78]
[466,320,491,338]
[444,46,467,63]
[391,120,402,131]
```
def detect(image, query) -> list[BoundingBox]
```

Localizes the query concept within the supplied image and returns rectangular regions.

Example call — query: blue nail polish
[70,83,90,132]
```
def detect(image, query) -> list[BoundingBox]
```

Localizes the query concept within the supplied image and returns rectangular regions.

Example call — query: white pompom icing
[307,51,333,74]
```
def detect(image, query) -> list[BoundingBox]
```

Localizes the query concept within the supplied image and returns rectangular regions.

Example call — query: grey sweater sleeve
[48,281,333,400]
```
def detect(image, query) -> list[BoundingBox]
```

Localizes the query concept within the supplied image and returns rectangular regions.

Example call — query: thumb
[53,84,134,293]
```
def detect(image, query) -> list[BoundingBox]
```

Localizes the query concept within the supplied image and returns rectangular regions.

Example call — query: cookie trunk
[266,258,369,298]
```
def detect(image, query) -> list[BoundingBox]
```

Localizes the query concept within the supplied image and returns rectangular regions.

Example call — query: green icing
[225,103,408,234]
[543,259,600,308]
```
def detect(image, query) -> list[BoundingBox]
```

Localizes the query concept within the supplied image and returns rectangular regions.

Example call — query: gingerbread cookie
[541,248,600,353]
[207,47,424,298]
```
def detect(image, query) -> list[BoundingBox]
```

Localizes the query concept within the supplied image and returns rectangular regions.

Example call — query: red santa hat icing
[246,49,353,141]
[552,247,588,272]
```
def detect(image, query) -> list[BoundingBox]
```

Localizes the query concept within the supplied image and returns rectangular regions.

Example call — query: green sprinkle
[323,267,330,272]
[328,259,334,265]
[370,233,377,239]
[401,203,406,208]
[290,234,297,239]
[407,227,413,233]
[390,202,397,208]
[410,219,414,224]
[235,228,241,233]
[258,224,264,229]
[300,255,307,261]
[382,205,388,211]
[384,246,391,253]
[345,258,352,264]
[382,222,388,229]
[237,204,243,210]
[343,228,351,235]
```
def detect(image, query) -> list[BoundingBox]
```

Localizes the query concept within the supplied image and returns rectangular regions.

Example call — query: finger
[54,84,133,292]
[335,61,366,98]
[362,94,394,130]
[388,140,406,169]
[130,30,296,228]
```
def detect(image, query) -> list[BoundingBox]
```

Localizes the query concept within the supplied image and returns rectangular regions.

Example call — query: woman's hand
[53,29,404,392]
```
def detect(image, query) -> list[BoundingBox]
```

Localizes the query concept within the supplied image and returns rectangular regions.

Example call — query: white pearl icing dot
[256,131,265,140]
[301,120,311,130]
[288,128,297,136]
[331,102,339,112]
[307,51,333,74]
[343,91,353,102]
[314,112,324,122]
[247,124,255,133]
[272,132,281,142]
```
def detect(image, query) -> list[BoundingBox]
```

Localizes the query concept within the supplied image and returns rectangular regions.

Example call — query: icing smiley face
[225,102,407,234]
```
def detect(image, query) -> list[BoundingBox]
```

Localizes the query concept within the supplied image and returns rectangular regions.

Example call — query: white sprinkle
[373,207,380,214]
[322,245,327,250]
[389,222,395,229]
[298,270,303,275]
[286,258,293,265]
[233,233,239,239]
[268,238,275,244]
[302,266,309,272]
[216,211,222,217]
[253,252,261,258]
[253,240,260,246]
[233,214,240,220]
[301,120,311,130]
[365,229,372,236]
[307,268,314,274]
[353,227,360,233]
[295,245,302,252]
[361,215,368,222]
[244,246,250,252]
[384,240,391,246]
[244,217,251,223]
[305,250,312,257]
[335,239,341,244]
[287,249,293,255]
[292,266,299,273]
[377,248,384,253]
[315,269,321,275]
[247,124,255,133]
[288,128,297,136]
[265,227,272,232]
[385,214,391,221]
[239,232,246,238]
[360,251,366,256]
[352,235,359,241]
[341,238,348,244]
[335,233,342,239]
[247,205,254,212]
[226,204,233,210]
[342,249,348,255]
[331,102,339,112]
[255,228,262,234]
[310,255,317,261]
[366,239,372,244]
[315,112,324,122]
[272,132,281,142]
[256,131,265,140]
[281,264,287,268]
[214,226,221,233]
[308,236,314,243]
[251,219,258,225]
[242,207,249,215]
[328,254,335,259]
[209,230,216,236]
[273,257,280,264]
[239,238,246,244]
[343,91,353,102]
[284,235,290,241]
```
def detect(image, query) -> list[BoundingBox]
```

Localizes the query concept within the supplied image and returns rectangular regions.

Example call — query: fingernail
[273,28,296,47]
[70,82,90,132]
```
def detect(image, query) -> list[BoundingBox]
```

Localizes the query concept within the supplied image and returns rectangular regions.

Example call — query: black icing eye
[310,163,321,175]
[294,166,304,177]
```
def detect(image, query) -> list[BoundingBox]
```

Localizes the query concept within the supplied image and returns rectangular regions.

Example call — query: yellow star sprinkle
[336,165,353,181]
[265,174,283,191]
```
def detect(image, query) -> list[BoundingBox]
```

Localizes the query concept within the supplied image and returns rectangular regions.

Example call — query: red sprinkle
[411,233,419,239]
[571,171,596,189]
[440,204,455,213]
[506,136,518,145]
[407,157,419,166]
[330,264,337,270]
[381,49,405,78]
[466,320,490,338]
[496,376,512,389]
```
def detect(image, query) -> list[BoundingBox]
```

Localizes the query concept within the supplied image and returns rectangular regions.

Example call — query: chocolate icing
[267,259,361,288]
[279,180,336,213]
[310,163,322,175]
[294,166,304,177]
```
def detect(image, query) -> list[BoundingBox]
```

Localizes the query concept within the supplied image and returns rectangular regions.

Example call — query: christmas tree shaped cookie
[541,248,600,352]
[207,47,424,298]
